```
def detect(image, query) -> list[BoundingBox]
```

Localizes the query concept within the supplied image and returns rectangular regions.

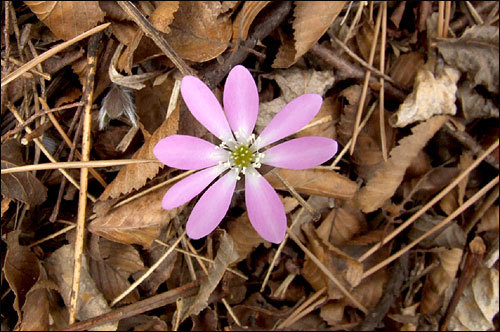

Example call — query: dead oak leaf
[25,1,105,41]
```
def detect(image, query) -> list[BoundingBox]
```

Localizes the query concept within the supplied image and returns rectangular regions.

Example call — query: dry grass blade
[362,175,499,279]
[1,23,110,87]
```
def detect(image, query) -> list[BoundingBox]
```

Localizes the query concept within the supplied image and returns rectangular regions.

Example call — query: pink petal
[256,94,323,149]
[162,166,227,209]
[262,137,338,169]
[245,171,287,244]
[153,135,226,170]
[223,65,259,140]
[186,170,238,240]
[181,76,233,141]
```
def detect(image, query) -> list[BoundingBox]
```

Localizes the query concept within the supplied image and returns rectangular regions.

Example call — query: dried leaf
[273,1,346,68]
[346,269,388,311]
[408,214,466,249]
[1,140,47,205]
[296,95,339,140]
[320,301,345,326]
[99,238,145,277]
[99,104,179,200]
[20,278,55,331]
[389,52,425,90]
[45,244,118,330]
[355,115,448,213]
[421,248,463,314]
[90,186,183,247]
[476,205,499,233]
[437,25,499,93]
[3,232,41,324]
[165,1,232,62]
[191,307,218,331]
[137,241,178,296]
[149,1,180,34]
[448,267,499,330]
[390,65,460,128]
[25,1,105,40]
[458,81,499,120]
[232,1,270,42]
[316,204,366,246]
[181,232,239,321]
[118,315,169,331]
[1,196,12,217]
[266,168,357,200]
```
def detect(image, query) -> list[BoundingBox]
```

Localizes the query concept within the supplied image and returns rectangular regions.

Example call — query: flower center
[231,145,253,168]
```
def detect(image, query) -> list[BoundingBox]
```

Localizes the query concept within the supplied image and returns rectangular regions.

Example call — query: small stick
[438,1,445,37]
[288,230,368,314]
[69,32,101,324]
[350,6,383,155]
[465,1,484,24]
[1,158,159,174]
[379,2,388,161]
[222,298,242,328]
[274,172,320,221]
[277,287,327,329]
[362,176,499,280]
[66,281,199,331]
[172,297,183,331]
[111,231,186,306]
[464,185,499,234]
[117,1,194,77]
[28,224,76,248]
[278,295,327,329]
[1,23,110,87]
[443,1,452,38]
[358,139,499,262]
[1,57,51,80]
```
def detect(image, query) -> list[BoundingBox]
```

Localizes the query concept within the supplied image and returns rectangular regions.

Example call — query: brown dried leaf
[45,244,118,330]
[437,25,499,93]
[355,115,448,213]
[181,232,239,321]
[320,301,345,326]
[1,140,47,205]
[149,1,179,34]
[165,1,232,62]
[137,241,178,296]
[266,168,357,200]
[346,269,388,311]
[449,266,499,330]
[191,307,218,331]
[25,1,105,41]
[3,231,41,323]
[90,186,183,247]
[273,1,346,68]
[421,248,463,314]
[389,52,425,90]
[1,196,12,217]
[20,278,54,331]
[390,65,460,128]
[99,238,145,277]
[408,214,466,249]
[232,1,270,42]
[99,104,179,200]
[476,205,499,233]
[355,20,382,64]
[316,204,366,246]
[296,95,339,140]
[458,81,499,120]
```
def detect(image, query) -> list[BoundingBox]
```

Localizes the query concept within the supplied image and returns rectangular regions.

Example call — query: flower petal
[181,76,233,141]
[154,135,227,170]
[256,94,323,149]
[245,171,286,244]
[186,170,238,240]
[162,166,227,209]
[223,65,259,140]
[262,137,338,169]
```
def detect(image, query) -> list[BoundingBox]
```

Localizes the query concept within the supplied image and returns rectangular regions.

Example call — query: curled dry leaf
[436,25,499,94]
[1,139,47,206]
[408,214,466,249]
[476,204,499,233]
[390,65,460,128]
[320,300,345,326]
[20,276,60,331]
[389,51,425,91]
[181,232,239,321]
[232,1,270,42]
[3,231,41,324]
[355,115,448,213]
[458,81,499,120]
[90,185,184,247]
[25,1,105,41]
[45,244,118,330]
[149,1,180,34]
[420,248,463,314]
[165,1,232,62]
[448,266,499,331]
[346,269,388,312]
[99,104,179,200]
[273,1,346,68]
[266,168,357,200]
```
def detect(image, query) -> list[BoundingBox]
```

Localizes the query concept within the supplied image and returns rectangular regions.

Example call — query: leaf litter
[1,2,499,331]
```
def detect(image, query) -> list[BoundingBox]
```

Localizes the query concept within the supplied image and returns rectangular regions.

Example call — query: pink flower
[153,65,338,244]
